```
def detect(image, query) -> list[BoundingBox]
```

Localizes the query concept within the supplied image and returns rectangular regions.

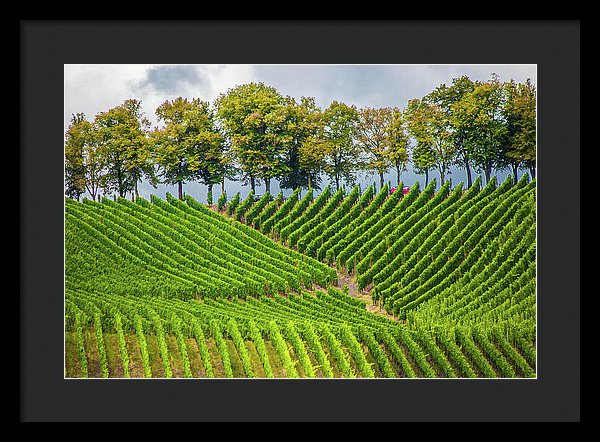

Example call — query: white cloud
[64,64,151,129]
[64,64,258,131]
[65,63,536,131]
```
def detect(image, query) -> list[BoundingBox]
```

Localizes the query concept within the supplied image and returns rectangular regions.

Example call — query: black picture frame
[21,20,580,422]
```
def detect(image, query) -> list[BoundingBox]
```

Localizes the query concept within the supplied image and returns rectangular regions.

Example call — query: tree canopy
[215,82,291,194]
[65,75,536,201]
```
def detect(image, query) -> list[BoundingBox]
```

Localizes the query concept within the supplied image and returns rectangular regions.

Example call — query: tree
[216,138,239,195]
[95,100,155,199]
[429,76,478,188]
[319,101,362,191]
[215,82,291,194]
[187,103,227,202]
[410,139,436,187]
[355,107,394,189]
[65,113,97,201]
[152,97,218,200]
[428,104,455,185]
[385,108,410,186]
[405,98,454,186]
[501,78,536,181]
[463,74,508,184]
[95,106,133,198]
[279,96,322,191]
[120,99,157,200]
[299,134,328,190]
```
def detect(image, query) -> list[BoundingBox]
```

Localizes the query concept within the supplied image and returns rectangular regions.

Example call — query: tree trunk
[512,163,519,184]
[464,159,472,188]
[134,179,139,201]
[265,177,271,194]
[484,162,492,185]
[117,168,124,198]
[86,182,95,202]
[88,186,96,201]
[221,177,225,194]
[529,166,536,179]
[307,174,312,190]
[250,175,256,193]
[425,170,429,187]
[207,183,213,205]
[396,165,401,186]
[379,172,384,190]
[177,158,184,199]
[335,174,340,191]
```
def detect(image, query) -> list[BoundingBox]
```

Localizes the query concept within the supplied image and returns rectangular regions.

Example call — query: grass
[264,341,285,378]
[186,338,204,377]
[103,334,123,377]
[125,333,144,378]
[64,332,80,378]
[146,334,164,378]
[226,340,245,378]
[205,338,225,378]
[245,340,266,378]
[165,334,184,378]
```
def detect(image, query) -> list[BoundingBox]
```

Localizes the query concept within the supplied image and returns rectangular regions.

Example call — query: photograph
[20,20,580,422]
[63,63,538,380]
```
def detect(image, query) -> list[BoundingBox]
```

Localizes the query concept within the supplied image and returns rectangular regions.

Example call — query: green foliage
[320,324,355,378]
[317,101,363,190]
[209,319,233,378]
[64,113,96,201]
[171,314,193,378]
[217,190,227,211]
[280,96,323,191]
[358,325,395,377]
[152,97,224,199]
[65,174,536,378]
[191,320,214,378]
[227,318,254,378]
[235,191,255,221]
[282,321,315,378]
[207,187,213,205]
[66,76,535,209]
[248,320,273,378]
[266,320,298,378]
[261,188,300,234]
[301,322,334,378]
[69,304,89,378]
[215,82,291,191]
[113,311,130,378]
[95,99,156,199]
[149,309,172,378]
[227,192,241,216]
[94,311,109,378]
[134,314,152,378]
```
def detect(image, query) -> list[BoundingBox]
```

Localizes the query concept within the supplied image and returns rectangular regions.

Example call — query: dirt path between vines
[208,205,397,322]
[336,271,397,322]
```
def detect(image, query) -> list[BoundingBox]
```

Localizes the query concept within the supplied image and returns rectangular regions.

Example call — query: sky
[64,64,537,201]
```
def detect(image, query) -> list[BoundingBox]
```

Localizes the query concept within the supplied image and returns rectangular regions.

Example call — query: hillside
[64,175,536,378]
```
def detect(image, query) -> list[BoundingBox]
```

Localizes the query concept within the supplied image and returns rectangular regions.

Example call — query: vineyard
[64,175,536,378]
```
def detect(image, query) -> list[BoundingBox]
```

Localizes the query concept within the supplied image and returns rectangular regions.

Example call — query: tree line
[64,73,536,202]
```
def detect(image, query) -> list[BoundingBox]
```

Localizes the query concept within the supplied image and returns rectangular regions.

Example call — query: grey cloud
[134,65,206,95]
[251,65,536,111]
